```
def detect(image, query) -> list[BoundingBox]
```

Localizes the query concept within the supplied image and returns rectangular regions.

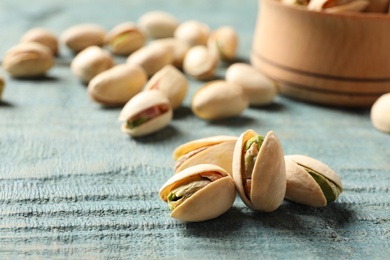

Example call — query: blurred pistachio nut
[183,45,218,80]
[226,63,278,106]
[144,65,188,110]
[285,155,343,207]
[308,0,369,12]
[3,42,54,78]
[105,22,146,55]
[88,64,147,107]
[191,80,249,120]
[370,93,390,133]
[281,0,309,6]
[173,135,238,175]
[138,11,180,39]
[174,20,210,47]
[208,26,238,61]
[71,46,114,83]
[0,76,5,99]
[20,28,58,55]
[149,38,190,69]
[61,24,106,52]
[233,130,286,212]
[159,164,236,222]
[119,90,173,137]
[127,43,173,77]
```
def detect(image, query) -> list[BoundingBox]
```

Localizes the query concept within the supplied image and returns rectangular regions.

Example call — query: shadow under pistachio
[206,114,255,127]
[12,74,60,82]
[172,106,193,120]
[0,100,14,107]
[249,100,285,113]
[129,124,179,143]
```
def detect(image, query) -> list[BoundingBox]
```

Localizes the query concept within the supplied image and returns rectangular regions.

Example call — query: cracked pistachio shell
[88,64,147,107]
[183,45,219,80]
[308,0,369,12]
[0,76,4,100]
[174,20,210,47]
[285,155,343,207]
[60,24,106,52]
[71,46,115,83]
[127,43,174,77]
[226,63,278,106]
[371,93,390,133]
[233,130,286,212]
[20,28,58,55]
[148,38,190,69]
[138,11,180,39]
[159,164,236,222]
[119,90,172,137]
[191,80,249,120]
[105,22,146,55]
[173,135,238,175]
[3,42,54,78]
[207,26,238,61]
[143,65,188,110]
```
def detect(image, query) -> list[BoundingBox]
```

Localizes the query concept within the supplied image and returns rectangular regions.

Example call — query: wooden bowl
[251,0,390,107]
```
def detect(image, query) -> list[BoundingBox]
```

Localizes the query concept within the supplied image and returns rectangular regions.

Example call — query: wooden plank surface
[1,0,389,259]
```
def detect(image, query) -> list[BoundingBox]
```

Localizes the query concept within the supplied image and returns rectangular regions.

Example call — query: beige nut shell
[183,45,218,80]
[0,76,5,99]
[105,22,146,55]
[208,26,238,61]
[20,28,58,55]
[174,20,210,47]
[371,93,390,133]
[119,90,173,137]
[149,38,190,69]
[159,164,236,222]
[233,129,286,212]
[61,24,106,52]
[88,64,147,107]
[138,11,180,39]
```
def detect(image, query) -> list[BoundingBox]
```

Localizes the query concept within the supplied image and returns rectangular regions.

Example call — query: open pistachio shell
[174,20,210,47]
[105,22,146,55]
[285,154,342,207]
[20,28,58,55]
[207,26,238,61]
[148,38,190,69]
[183,45,219,80]
[232,129,286,212]
[119,90,172,137]
[159,164,236,222]
[173,135,238,175]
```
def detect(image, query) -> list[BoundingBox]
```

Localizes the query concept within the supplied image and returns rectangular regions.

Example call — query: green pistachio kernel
[167,179,210,210]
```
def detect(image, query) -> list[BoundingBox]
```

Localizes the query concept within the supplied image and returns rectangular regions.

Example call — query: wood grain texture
[1,0,390,259]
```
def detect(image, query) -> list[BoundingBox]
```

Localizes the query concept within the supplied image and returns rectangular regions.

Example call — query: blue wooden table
[1,0,389,259]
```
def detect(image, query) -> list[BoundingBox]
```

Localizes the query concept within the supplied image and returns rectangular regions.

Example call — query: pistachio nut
[143,65,188,110]
[138,11,180,39]
[119,90,173,137]
[173,135,238,175]
[232,130,286,212]
[127,43,174,77]
[148,38,190,69]
[285,155,343,207]
[60,24,106,52]
[0,76,5,100]
[207,26,238,62]
[159,164,236,222]
[174,20,210,47]
[183,45,219,80]
[105,22,146,55]
[225,63,278,106]
[281,0,309,6]
[20,28,58,55]
[88,64,147,107]
[371,93,390,133]
[71,46,114,83]
[191,80,249,120]
[308,0,369,12]
[2,42,54,78]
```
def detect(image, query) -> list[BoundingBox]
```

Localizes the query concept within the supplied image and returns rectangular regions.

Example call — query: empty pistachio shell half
[371,93,390,133]
[119,90,173,137]
[60,24,106,53]
[148,38,190,69]
[143,65,188,110]
[226,63,278,106]
[105,22,146,55]
[88,64,147,107]
[138,11,180,39]
[159,164,236,222]
[174,20,210,47]
[3,42,54,78]
[207,26,238,61]
[0,76,5,100]
[71,46,115,83]
[183,45,219,80]
[285,154,343,207]
[20,27,58,55]
[191,80,249,120]
[233,130,286,212]
[173,135,238,175]
[127,43,174,77]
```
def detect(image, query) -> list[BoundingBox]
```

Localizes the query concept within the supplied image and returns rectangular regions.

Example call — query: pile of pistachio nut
[1,11,278,137]
[159,129,343,222]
